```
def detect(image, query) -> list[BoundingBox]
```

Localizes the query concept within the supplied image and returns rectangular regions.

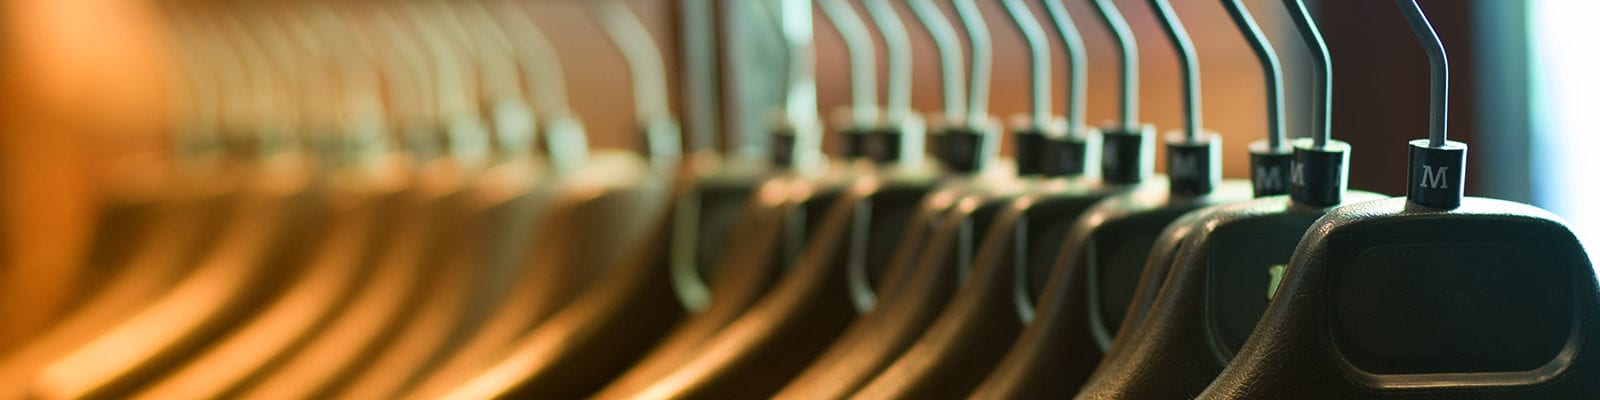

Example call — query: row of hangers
[0,0,1594,399]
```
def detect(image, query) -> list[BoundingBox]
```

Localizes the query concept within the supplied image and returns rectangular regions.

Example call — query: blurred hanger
[0,3,240,397]
[229,2,478,398]
[324,2,568,398]
[1075,0,1382,396]
[123,2,413,398]
[604,0,1027,396]
[592,0,927,396]
[29,1,333,397]
[1200,2,1599,397]
[592,0,867,395]
[403,1,701,396]
[970,0,1254,397]
[847,0,1121,397]
[774,0,1042,396]
[398,0,684,396]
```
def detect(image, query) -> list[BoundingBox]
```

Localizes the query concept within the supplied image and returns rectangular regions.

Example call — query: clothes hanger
[120,2,415,398]
[590,0,875,395]
[356,3,566,395]
[399,1,706,396]
[847,0,1138,397]
[603,0,1024,396]
[969,0,1256,397]
[774,0,1061,396]
[592,0,934,395]
[227,2,485,398]
[0,3,243,396]
[1200,1,1599,397]
[398,0,688,395]
[661,0,767,320]
[322,2,575,398]
[1075,0,1385,397]
[28,0,336,396]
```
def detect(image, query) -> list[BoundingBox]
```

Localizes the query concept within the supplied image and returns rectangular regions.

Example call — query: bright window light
[1530,0,1600,251]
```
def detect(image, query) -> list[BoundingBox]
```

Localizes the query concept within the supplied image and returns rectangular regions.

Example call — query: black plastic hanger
[1076,0,1386,396]
[848,0,1146,397]
[594,0,987,396]
[591,0,862,393]
[334,1,677,397]
[969,0,1256,397]
[1199,2,1599,397]
[776,0,1081,396]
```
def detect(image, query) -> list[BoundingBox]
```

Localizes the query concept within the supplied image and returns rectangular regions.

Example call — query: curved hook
[1282,0,1332,147]
[240,4,330,146]
[768,0,823,169]
[211,4,294,156]
[272,2,395,166]
[1396,0,1448,146]
[951,0,991,124]
[449,2,539,162]
[679,0,720,152]
[1221,0,1285,150]
[162,4,223,160]
[863,0,912,122]
[820,0,879,126]
[1042,0,1087,138]
[590,0,684,166]
[1002,0,1050,128]
[1092,0,1138,129]
[335,1,441,163]
[908,0,966,121]
[399,2,492,169]
[493,1,589,172]
[1148,0,1202,141]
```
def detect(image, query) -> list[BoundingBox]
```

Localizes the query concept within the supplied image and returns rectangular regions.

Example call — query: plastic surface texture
[1076,191,1386,399]
[969,180,1252,398]
[1199,197,1599,399]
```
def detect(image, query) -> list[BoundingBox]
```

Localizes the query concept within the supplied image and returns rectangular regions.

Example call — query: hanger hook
[1221,0,1286,150]
[863,0,912,123]
[820,0,879,126]
[272,2,393,168]
[951,0,991,125]
[213,4,295,158]
[1282,0,1332,148]
[1042,0,1087,138]
[679,0,721,153]
[490,1,590,173]
[341,1,441,164]
[1002,0,1050,128]
[1091,0,1138,129]
[1396,0,1449,147]
[449,2,539,162]
[401,2,493,170]
[247,3,331,154]
[590,0,684,166]
[765,0,823,170]
[1396,0,1464,209]
[162,4,224,162]
[1148,0,1202,141]
[908,0,966,122]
